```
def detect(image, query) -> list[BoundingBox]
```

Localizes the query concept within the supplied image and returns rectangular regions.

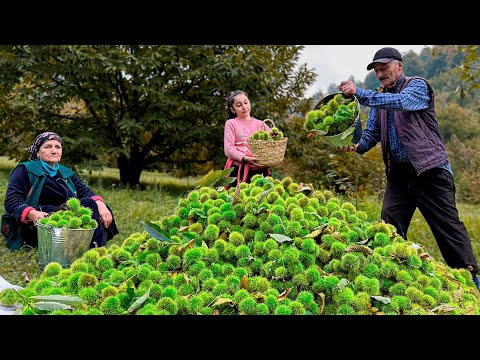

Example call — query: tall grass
[1,156,479,286]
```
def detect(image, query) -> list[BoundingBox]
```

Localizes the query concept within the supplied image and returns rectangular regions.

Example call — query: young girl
[223,90,270,185]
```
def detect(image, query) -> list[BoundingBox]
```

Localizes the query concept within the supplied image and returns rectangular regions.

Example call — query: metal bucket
[37,223,96,270]
[311,92,362,148]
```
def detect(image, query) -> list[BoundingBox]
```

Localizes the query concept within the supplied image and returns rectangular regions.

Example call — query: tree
[0,45,316,186]
[458,45,480,92]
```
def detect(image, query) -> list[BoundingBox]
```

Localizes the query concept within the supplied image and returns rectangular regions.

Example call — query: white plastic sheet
[0,275,22,315]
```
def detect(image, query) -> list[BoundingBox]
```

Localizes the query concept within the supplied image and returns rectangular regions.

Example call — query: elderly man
[339,47,480,291]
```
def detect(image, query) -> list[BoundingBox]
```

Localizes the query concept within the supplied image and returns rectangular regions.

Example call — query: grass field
[1,156,479,287]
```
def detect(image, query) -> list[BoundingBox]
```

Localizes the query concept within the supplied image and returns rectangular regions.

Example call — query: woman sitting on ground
[3,132,119,250]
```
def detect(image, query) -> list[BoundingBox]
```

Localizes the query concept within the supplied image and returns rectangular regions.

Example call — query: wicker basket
[247,119,288,167]
[308,92,362,148]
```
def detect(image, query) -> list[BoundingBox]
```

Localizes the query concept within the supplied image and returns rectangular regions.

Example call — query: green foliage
[0,45,316,186]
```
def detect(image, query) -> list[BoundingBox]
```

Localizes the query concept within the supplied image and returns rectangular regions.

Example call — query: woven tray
[247,119,288,166]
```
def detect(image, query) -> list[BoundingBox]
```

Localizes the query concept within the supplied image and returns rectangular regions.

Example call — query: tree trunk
[118,154,144,187]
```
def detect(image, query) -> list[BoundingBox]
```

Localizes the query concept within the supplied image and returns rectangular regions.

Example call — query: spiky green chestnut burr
[274,305,292,315]
[328,241,345,259]
[197,268,213,282]
[209,240,227,258]
[228,231,245,247]
[233,289,250,304]
[183,248,204,266]
[285,300,304,315]
[333,287,355,306]
[155,297,178,315]
[0,288,21,306]
[96,256,114,272]
[211,283,228,297]
[186,190,200,202]
[274,246,295,265]
[100,285,118,298]
[301,266,319,283]
[159,286,176,300]
[339,253,360,273]
[396,270,413,284]
[403,286,424,303]
[378,259,400,279]
[238,296,257,315]
[165,254,181,271]
[99,295,122,315]
[234,245,250,259]
[66,197,81,212]
[203,224,219,244]
[201,278,218,292]
[299,238,318,256]
[76,286,97,303]
[292,273,308,289]
[76,273,97,289]
[185,261,206,277]
[250,277,269,293]
[224,243,236,260]
[41,261,63,277]
[335,304,355,315]
[390,295,412,313]
[224,275,241,293]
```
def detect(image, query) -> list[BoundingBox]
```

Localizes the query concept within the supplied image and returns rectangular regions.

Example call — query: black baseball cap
[366,47,403,70]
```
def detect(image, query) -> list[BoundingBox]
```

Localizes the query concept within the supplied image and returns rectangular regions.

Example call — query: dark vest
[375,74,449,176]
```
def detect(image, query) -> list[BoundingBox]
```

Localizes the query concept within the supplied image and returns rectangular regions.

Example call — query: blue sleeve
[354,78,431,155]
[4,165,31,219]
[355,79,430,111]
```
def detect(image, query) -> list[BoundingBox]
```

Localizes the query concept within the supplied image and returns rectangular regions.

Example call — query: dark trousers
[382,162,478,275]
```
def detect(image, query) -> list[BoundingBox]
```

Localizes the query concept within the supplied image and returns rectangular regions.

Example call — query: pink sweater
[224,117,270,169]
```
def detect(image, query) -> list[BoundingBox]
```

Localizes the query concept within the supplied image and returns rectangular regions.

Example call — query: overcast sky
[299,45,430,97]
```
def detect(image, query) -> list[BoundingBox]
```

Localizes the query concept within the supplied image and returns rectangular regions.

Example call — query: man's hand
[338,80,357,97]
[339,143,359,152]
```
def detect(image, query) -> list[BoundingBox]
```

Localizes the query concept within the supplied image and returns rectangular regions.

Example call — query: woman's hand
[96,200,113,228]
[243,155,260,166]
[27,209,49,223]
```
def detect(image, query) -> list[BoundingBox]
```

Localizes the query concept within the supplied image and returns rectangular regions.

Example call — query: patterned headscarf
[29,132,62,160]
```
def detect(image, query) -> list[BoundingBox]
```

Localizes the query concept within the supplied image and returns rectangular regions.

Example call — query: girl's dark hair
[226,90,247,119]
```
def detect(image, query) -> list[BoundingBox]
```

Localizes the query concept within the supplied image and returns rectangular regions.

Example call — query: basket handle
[263,118,276,131]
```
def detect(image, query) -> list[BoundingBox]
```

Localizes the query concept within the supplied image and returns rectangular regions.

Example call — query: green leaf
[371,295,391,305]
[340,126,355,140]
[257,188,274,203]
[142,221,173,243]
[334,278,349,292]
[354,226,367,241]
[33,301,73,311]
[192,208,207,219]
[181,232,198,241]
[196,168,236,188]
[30,295,84,305]
[269,234,293,243]
[124,287,151,314]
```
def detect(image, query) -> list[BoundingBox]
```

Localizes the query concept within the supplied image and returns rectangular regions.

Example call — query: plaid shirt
[355,79,452,175]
